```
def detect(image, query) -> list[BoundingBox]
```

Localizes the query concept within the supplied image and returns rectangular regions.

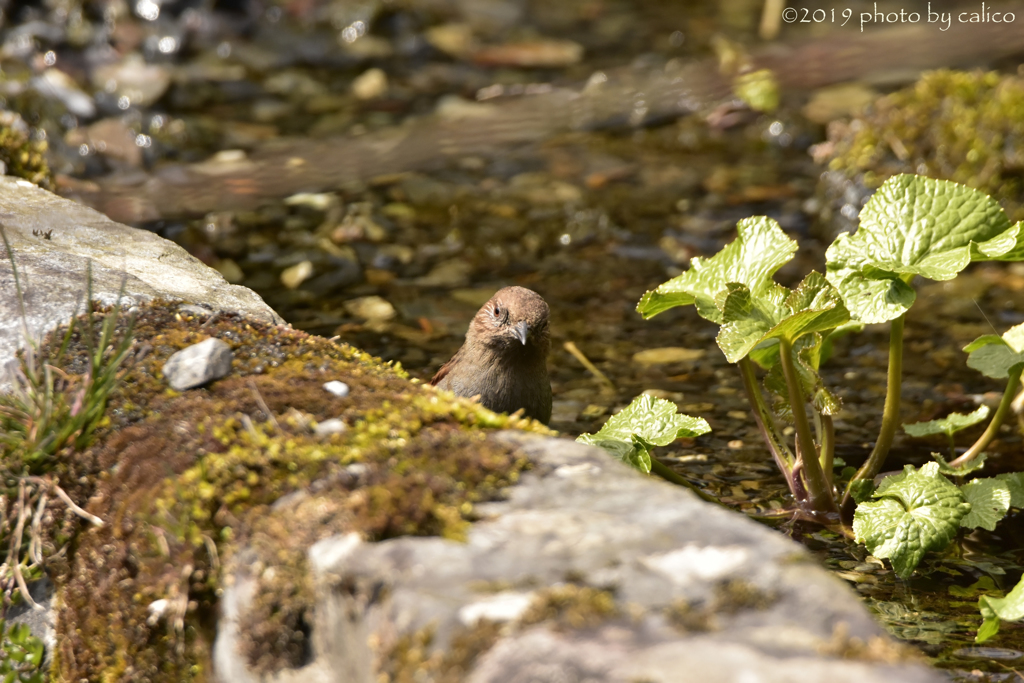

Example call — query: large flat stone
[215,432,946,683]
[0,176,280,375]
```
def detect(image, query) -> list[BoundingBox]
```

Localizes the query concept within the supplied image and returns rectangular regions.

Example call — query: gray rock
[163,337,234,391]
[0,176,281,381]
[215,433,945,683]
[7,576,55,656]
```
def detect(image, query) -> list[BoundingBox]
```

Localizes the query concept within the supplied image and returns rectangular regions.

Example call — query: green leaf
[986,220,1024,261]
[716,271,850,363]
[995,472,1024,508]
[978,574,1024,643]
[581,437,653,474]
[584,394,712,446]
[931,451,987,477]
[964,322,1024,378]
[853,462,971,579]
[577,395,711,475]
[749,339,780,370]
[903,406,991,438]
[976,616,1001,643]
[716,284,788,362]
[826,175,1020,323]
[762,334,841,416]
[848,478,876,504]
[960,478,1012,530]
[949,576,999,598]
[0,617,46,682]
[637,216,797,322]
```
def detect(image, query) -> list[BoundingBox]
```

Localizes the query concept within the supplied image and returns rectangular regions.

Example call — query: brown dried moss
[35,300,547,681]
[667,579,777,634]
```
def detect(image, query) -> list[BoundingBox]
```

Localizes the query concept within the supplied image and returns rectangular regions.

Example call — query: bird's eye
[492,306,501,318]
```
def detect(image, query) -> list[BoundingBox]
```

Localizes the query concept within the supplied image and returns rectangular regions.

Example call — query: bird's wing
[429,349,461,386]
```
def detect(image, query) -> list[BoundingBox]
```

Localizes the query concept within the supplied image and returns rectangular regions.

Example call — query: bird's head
[470,286,550,353]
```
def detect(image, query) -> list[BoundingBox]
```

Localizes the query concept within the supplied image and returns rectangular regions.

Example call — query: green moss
[713,578,777,613]
[519,583,618,631]
[0,111,51,189]
[379,620,504,683]
[32,300,550,681]
[667,579,777,634]
[667,599,716,633]
[826,70,1024,219]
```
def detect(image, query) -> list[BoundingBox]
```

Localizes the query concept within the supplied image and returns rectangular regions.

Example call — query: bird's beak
[513,321,529,345]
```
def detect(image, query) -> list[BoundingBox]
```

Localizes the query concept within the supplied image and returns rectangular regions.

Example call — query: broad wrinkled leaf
[903,406,990,438]
[578,437,653,474]
[716,271,849,363]
[960,478,1011,531]
[964,323,1024,378]
[996,472,1024,508]
[716,284,787,362]
[853,462,971,579]
[581,394,712,446]
[977,574,1024,643]
[826,175,1021,323]
[577,395,711,475]
[637,216,797,322]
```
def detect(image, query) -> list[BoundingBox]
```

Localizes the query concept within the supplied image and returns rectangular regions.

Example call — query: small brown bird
[431,286,552,424]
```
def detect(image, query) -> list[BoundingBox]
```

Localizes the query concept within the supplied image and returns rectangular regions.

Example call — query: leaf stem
[821,414,835,490]
[841,313,905,517]
[738,357,795,478]
[949,369,1022,468]
[779,338,836,513]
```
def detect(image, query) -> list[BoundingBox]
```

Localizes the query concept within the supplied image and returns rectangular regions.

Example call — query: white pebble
[314,418,347,436]
[324,380,350,397]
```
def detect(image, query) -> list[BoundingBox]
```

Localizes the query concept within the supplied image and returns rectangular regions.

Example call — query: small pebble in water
[324,380,350,397]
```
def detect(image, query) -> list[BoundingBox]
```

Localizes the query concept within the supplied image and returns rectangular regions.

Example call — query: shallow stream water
[8,0,1024,677]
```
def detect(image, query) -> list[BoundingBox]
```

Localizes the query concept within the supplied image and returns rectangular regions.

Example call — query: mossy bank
[825,69,1024,219]
[13,299,549,680]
